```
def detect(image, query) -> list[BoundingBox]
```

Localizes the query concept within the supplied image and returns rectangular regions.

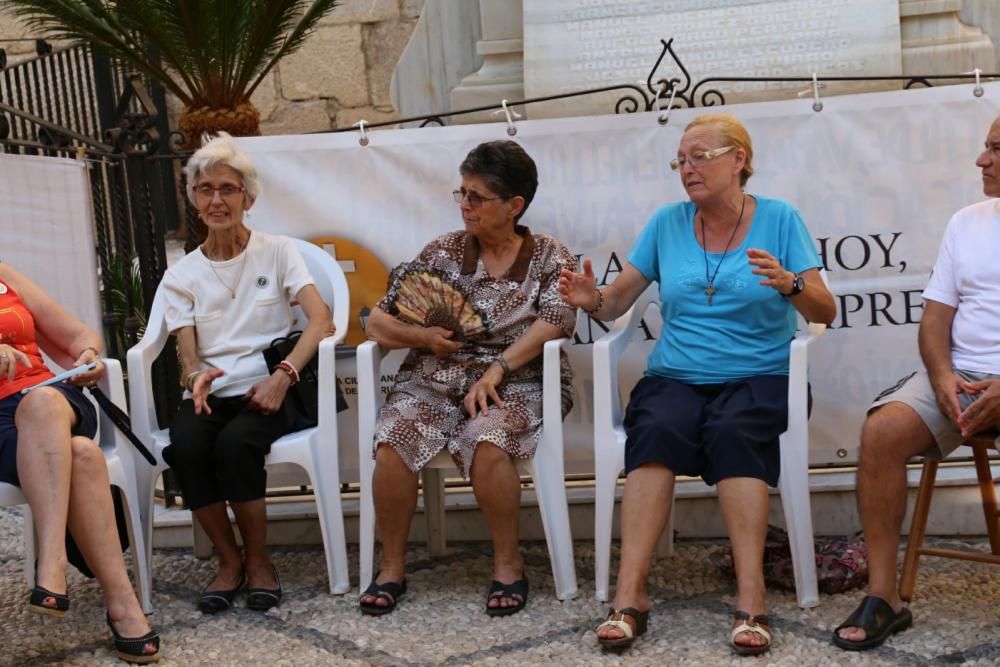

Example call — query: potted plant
[7,0,341,144]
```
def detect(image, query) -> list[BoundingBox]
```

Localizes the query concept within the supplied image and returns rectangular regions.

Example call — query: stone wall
[0,0,422,134]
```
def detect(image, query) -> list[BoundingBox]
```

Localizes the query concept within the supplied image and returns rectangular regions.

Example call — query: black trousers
[165,395,294,511]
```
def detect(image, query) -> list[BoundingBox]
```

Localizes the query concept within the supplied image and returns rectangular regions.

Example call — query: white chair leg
[528,460,578,600]
[192,519,213,559]
[359,450,377,593]
[778,433,819,608]
[119,488,154,614]
[311,474,350,594]
[422,468,446,556]
[22,504,35,588]
[654,501,675,558]
[593,457,620,602]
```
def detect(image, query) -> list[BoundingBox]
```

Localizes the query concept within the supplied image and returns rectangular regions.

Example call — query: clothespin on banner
[353,120,369,146]
[811,73,823,112]
[657,81,677,126]
[965,68,984,97]
[492,100,521,136]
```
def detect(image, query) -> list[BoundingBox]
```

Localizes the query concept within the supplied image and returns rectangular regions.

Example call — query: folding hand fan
[387,262,487,339]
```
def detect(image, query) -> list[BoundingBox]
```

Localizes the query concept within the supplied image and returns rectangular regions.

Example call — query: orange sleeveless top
[0,278,54,400]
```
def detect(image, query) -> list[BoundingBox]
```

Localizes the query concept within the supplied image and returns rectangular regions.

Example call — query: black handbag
[262,331,347,431]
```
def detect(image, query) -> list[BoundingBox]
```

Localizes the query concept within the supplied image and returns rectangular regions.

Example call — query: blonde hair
[183,131,260,206]
[685,113,754,186]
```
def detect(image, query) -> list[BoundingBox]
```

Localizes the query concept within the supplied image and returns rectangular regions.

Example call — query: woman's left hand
[68,347,104,386]
[246,373,292,415]
[463,363,506,418]
[747,248,794,294]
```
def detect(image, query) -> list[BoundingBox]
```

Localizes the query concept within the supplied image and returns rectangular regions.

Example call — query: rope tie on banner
[967,68,984,97]
[811,72,824,112]
[656,81,677,126]
[492,99,521,136]
[353,120,369,146]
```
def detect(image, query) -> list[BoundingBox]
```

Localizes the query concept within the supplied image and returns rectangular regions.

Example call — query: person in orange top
[0,264,160,664]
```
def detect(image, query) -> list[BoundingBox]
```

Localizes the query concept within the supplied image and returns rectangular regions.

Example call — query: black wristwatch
[782,273,805,297]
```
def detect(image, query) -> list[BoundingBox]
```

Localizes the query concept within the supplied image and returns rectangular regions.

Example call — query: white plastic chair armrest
[126,305,171,444]
[540,337,569,457]
[593,300,654,434]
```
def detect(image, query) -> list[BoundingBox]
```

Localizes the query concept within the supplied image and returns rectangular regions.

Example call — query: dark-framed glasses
[193,184,246,199]
[452,189,504,208]
[670,145,736,171]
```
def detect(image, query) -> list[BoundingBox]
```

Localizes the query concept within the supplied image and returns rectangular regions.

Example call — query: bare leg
[64,437,155,657]
[14,388,75,598]
[192,503,243,591]
[360,444,418,608]
[231,499,276,588]
[470,442,524,610]
[838,402,933,642]
[597,463,675,641]
[718,476,769,649]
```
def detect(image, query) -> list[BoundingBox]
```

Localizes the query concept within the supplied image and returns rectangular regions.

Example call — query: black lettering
[835,293,864,329]
[572,316,612,345]
[902,289,925,324]
[868,292,901,326]
[869,232,903,270]
[636,317,656,341]
[600,252,624,286]
[834,235,871,271]
[815,237,832,272]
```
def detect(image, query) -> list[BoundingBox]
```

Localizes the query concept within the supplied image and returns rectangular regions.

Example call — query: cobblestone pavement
[2,506,999,666]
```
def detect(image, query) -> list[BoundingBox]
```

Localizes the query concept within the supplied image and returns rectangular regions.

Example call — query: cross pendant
[704,284,717,305]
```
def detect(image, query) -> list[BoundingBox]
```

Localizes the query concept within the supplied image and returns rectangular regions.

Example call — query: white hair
[183,131,260,206]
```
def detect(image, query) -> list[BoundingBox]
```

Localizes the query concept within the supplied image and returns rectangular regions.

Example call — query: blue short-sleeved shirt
[627,196,822,384]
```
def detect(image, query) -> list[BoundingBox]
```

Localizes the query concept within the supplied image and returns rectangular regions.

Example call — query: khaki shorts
[870,368,1000,459]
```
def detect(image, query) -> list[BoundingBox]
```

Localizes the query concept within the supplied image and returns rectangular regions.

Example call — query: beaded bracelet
[184,370,203,392]
[276,360,300,385]
[583,287,604,316]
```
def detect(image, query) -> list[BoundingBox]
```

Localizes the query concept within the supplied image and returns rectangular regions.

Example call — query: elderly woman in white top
[158,133,332,614]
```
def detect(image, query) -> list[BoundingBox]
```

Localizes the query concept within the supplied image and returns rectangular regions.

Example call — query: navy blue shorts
[0,382,98,486]
[623,374,788,487]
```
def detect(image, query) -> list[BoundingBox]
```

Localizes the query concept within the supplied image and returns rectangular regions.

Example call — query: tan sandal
[731,610,771,656]
[596,607,649,649]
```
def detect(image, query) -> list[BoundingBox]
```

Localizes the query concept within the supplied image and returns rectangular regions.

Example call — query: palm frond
[5,0,341,111]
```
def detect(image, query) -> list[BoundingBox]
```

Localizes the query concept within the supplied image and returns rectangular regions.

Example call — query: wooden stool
[899,432,1000,601]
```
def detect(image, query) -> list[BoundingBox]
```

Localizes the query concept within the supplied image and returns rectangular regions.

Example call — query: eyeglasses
[193,184,246,199]
[452,189,505,208]
[670,145,736,171]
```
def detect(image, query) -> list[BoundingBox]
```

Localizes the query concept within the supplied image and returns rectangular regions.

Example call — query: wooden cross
[704,284,717,305]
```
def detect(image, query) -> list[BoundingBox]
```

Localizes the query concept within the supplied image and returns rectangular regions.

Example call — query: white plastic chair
[127,238,351,594]
[0,358,153,613]
[593,290,827,609]
[356,337,578,600]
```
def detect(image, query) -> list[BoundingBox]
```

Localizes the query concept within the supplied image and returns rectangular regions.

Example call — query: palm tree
[7,0,340,144]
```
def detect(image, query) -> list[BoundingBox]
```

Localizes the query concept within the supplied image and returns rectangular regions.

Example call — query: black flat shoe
[832,595,913,651]
[28,583,70,618]
[198,570,245,614]
[106,614,161,664]
[359,576,407,616]
[246,566,282,612]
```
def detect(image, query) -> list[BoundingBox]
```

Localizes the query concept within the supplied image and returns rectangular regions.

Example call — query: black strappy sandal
[485,577,529,617]
[106,614,161,664]
[197,570,245,614]
[246,566,282,611]
[359,577,407,616]
[28,583,70,617]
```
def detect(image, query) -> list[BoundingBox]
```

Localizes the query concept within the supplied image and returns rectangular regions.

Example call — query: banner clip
[656,81,678,126]
[353,120,370,146]
[811,73,824,112]
[967,68,985,97]
[492,100,521,136]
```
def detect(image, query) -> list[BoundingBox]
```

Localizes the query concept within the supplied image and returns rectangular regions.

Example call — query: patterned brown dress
[373,225,577,475]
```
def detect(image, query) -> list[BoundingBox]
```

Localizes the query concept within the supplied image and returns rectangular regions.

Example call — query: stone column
[448,0,526,124]
[900,0,997,75]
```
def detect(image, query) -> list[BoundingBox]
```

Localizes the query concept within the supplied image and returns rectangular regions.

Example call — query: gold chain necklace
[206,233,250,299]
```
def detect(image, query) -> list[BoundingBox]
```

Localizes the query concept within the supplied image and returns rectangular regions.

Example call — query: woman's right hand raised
[191,368,224,415]
[423,326,462,358]
[558,258,599,309]
[0,344,31,382]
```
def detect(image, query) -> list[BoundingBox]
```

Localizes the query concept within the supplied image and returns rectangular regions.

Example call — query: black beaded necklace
[699,194,746,305]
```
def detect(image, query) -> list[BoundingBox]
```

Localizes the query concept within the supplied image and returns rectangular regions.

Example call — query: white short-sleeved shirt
[160,231,314,397]
[923,198,1000,373]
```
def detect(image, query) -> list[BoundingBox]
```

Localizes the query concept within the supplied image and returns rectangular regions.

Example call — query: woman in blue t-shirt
[560,113,836,655]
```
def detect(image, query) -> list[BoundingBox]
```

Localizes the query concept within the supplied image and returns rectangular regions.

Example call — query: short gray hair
[183,132,260,206]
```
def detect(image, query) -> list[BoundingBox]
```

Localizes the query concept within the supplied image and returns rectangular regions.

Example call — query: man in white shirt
[832,116,1000,651]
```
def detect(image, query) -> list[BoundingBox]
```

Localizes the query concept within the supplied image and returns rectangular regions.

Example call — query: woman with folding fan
[361,140,578,617]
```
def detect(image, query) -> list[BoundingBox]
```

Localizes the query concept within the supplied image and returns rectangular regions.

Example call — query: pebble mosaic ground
[2,506,998,666]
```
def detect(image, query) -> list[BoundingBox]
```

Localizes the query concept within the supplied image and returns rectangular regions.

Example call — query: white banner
[0,154,102,334]
[235,82,1000,472]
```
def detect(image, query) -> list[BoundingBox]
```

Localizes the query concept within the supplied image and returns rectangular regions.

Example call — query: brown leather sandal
[731,610,771,656]
[596,607,649,649]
